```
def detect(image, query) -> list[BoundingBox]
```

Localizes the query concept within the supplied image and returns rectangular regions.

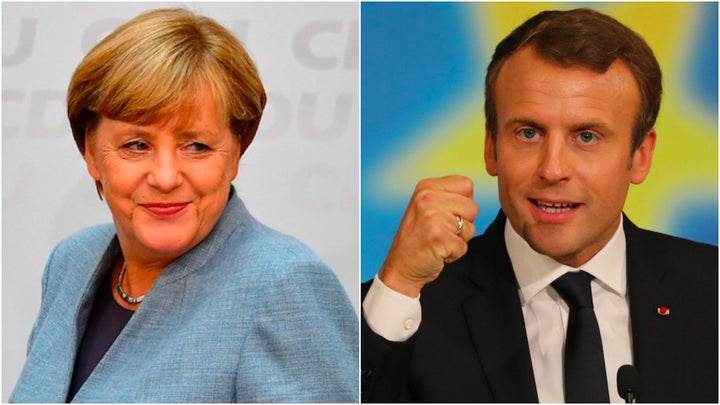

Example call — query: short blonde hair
[68,8,266,157]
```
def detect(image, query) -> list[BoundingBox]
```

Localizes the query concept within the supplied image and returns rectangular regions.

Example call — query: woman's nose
[147,150,182,191]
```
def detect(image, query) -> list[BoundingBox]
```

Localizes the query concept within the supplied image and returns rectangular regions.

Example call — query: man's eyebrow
[568,121,615,134]
[503,117,547,131]
[503,117,615,134]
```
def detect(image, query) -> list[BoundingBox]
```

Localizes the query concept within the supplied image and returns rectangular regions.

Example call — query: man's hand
[378,175,479,298]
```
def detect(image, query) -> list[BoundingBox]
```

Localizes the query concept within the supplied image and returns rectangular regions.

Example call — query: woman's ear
[83,123,104,199]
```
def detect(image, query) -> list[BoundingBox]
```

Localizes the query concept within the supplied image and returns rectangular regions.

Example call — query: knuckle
[452,241,467,260]
[415,178,434,192]
[456,241,469,257]
[425,224,447,246]
[413,188,436,206]
[459,176,473,192]
[435,245,452,262]
[419,209,443,224]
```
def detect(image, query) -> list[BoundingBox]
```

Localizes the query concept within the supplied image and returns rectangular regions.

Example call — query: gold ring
[455,216,464,235]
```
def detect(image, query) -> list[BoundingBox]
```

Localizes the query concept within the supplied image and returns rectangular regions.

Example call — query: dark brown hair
[484,8,662,151]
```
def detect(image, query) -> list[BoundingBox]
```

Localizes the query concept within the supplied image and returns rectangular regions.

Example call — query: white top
[362,216,632,403]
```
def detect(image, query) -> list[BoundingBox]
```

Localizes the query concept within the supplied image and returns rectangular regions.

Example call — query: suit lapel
[624,217,682,402]
[462,212,539,402]
[452,213,684,402]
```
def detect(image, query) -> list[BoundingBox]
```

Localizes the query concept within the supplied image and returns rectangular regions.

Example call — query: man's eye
[520,128,538,139]
[577,132,598,144]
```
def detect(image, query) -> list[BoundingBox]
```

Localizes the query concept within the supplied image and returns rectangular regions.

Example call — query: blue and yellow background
[361,2,718,281]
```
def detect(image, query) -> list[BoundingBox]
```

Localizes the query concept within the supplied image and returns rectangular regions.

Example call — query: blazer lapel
[72,276,187,402]
[462,212,539,402]
[16,236,118,402]
[624,216,682,402]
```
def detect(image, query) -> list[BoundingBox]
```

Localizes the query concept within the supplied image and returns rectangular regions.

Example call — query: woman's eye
[184,142,209,152]
[124,141,149,151]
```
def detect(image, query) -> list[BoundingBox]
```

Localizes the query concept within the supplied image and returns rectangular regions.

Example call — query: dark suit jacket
[361,211,718,402]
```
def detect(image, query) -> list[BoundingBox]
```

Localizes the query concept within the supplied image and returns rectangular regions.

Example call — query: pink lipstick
[141,203,188,217]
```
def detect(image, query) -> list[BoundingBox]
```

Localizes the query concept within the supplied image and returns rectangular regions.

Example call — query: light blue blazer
[11,191,358,403]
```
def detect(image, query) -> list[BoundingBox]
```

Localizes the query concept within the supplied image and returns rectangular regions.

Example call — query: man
[361,8,717,403]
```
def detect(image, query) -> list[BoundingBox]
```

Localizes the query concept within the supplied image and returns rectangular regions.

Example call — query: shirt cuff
[362,275,422,342]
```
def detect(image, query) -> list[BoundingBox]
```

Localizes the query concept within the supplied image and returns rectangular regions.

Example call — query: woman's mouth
[141,203,189,217]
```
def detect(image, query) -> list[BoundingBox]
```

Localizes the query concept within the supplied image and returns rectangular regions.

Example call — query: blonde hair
[68,7,266,157]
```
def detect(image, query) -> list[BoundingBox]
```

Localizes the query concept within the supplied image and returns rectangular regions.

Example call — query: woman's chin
[125,218,209,260]
[136,234,199,259]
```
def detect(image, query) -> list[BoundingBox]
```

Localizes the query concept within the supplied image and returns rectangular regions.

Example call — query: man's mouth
[531,199,580,214]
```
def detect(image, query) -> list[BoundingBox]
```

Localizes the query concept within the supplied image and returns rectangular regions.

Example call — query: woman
[10,8,358,403]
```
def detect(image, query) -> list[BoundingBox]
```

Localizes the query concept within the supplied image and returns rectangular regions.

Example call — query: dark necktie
[551,271,610,403]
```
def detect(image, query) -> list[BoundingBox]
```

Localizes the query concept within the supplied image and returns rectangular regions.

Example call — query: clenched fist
[378,175,479,297]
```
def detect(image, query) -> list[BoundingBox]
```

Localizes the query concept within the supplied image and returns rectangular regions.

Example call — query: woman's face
[84,89,241,265]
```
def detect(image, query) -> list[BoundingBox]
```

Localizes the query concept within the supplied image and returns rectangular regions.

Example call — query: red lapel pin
[657,306,670,316]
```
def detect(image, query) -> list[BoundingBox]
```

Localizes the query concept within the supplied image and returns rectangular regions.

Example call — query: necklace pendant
[117,262,145,305]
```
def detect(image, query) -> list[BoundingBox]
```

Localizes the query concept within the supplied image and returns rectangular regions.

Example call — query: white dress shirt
[363,216,633,403]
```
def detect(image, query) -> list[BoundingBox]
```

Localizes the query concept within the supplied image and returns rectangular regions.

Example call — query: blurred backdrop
[3,2,358,399]
[361,2,718,282]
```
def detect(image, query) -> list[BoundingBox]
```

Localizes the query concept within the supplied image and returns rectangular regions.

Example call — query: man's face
[485,46,656,267]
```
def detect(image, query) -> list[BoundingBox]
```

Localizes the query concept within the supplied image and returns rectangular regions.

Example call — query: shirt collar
[505,216,627,306]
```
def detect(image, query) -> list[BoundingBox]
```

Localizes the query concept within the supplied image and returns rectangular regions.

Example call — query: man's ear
[630,128,656,185]
[484,123,498,177]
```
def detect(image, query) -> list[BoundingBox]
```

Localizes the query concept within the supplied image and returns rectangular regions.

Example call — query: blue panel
[361,2,483,280]
[671,201,719,246]
[361,2,481,168]
[687,2,718,114]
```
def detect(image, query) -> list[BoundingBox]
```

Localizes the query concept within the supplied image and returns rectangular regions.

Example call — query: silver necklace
[117,262,145,304]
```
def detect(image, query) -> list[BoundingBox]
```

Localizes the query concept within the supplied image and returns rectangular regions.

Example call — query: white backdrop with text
[2,2,359,399]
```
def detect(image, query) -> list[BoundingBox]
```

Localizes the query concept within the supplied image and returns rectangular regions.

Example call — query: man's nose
[537,135,570,183]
